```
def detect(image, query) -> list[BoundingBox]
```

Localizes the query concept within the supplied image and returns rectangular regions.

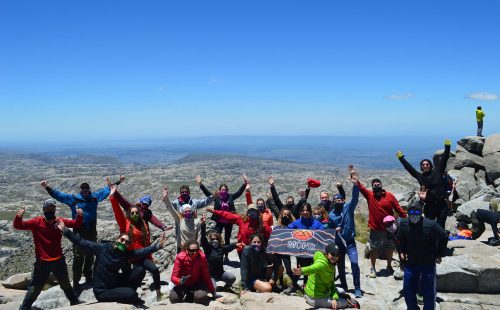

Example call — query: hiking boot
[354,288,363,298]
[488,238,500,246]
[283,286,297,295]
[369,267,377,278]
[386,266,395,274]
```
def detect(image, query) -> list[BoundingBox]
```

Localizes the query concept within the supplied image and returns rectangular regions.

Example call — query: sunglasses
[130,211,139,215]
[421,163,431,166]
[408,209,422,215]
[181,191,190,194]
[187,248,198,253]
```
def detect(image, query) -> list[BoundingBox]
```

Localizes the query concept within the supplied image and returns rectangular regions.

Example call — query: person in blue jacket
[328,165,362,298]
[285,202,324,295]
[40,176,123,290]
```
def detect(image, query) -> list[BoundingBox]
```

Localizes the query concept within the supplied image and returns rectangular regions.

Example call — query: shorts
[369,229,395,252]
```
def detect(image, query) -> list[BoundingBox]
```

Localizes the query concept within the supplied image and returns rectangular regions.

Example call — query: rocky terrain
[1,134,499,309]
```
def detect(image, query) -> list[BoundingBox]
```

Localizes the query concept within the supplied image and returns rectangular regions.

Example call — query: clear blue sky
[1,0,499,142]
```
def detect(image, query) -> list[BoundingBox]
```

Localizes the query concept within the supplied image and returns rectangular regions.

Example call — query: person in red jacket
[170,239,216,305]
[13,199,83,310]
[245,184,274,227]
[206,205,272,257]
[109,185,165,301]
[358,178,407,278]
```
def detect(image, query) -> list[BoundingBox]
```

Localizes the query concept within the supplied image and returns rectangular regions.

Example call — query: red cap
[307,178,321,188]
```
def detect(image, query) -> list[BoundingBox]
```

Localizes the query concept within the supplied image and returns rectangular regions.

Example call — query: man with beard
[13,199,83,310]
[358,178,406,278]
[41,177,122,290]
[398,187,448,310]
[268,176,311,219]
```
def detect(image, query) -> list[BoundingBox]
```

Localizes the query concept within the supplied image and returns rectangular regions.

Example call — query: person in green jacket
[476,106,485,137]
[293,243,360,309]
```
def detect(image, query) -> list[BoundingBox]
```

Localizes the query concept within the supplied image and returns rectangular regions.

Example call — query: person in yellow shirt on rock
[476,106,485,137]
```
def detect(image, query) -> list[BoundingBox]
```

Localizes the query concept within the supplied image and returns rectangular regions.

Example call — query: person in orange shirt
[13,199,83,310]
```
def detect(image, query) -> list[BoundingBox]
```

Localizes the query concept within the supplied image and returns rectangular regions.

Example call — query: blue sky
[1,0,499,142]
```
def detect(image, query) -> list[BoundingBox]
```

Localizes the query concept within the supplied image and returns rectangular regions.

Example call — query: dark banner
[267,228,336,258]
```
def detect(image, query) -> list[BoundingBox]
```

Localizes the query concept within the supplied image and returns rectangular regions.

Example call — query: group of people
[12,137,499,310]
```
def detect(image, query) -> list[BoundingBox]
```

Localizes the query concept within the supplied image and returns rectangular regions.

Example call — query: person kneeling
[240,233,275,294]
[293,243,360,309]
[170,239,216,305]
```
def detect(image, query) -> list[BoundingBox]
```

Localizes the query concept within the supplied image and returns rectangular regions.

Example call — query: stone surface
[484,151,500,183]
[456,197,491,217]
[449,168,477,201]
[1,272,31,290]
[482,134,500,156]
[448,145,485,171]
[437,240,500,293]
[457,136,485,156]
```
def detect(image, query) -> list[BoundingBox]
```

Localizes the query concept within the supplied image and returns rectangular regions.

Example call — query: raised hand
[16,209,25,218]
[119,175,126,182]
[162,186,169,201]
[418,186,427,201]
[245,183,251,191]
[242,173,249,184]
[205,208,214,213]
[268,176,275,186]
[195,175,202,185]
[298,190,306,198]
[348,165,359,183]
[396,151,404,159]
[200,213,207,223]
[40,180,49,188]
[110,184,117,196]
[106,177,112,186]
[335,181,342,188]
[76,208,84,217]
[444,139,451,146]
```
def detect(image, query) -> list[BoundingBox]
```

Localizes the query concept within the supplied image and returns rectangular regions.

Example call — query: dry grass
[354,213,369,244]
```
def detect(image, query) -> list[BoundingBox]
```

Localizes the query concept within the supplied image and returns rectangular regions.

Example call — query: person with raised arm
[200,174,248,260]
[328,165,362,298]
[245,182,274,227]
[14,199,83,310]
[163,185,203,253]
[397,139,451,228]
[109,185,165,301]
[268,176,311,219]
[57,218,168,304]
[40,176,123,288]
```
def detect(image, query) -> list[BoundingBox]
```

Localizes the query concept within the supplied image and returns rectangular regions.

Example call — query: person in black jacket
[57,220,168,304]
[200,174,248,260]
[397,139,452,229]
[268,176,310,219]
[398,187,448,310]
[240,233,275,294]
[200,221,240,290]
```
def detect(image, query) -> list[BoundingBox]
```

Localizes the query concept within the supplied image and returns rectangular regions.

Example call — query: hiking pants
[293,257,313,287]
[132,258,161,291]
[273,254,293,284]
[73,222,97,284]
[476,209,500,239]
[20,257,78,310]
[215,222,233,249]
[424,200,448,229]
[93,264,146,304]
[211,272,237,289]
[477,121,483,136]
[169,282,210,305]
[337,241,361,291]
[404,264,436,310]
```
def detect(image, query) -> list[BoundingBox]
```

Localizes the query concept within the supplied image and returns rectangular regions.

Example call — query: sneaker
[488,238,500,246]
[354,288,363,298]
[283,286,297,295]
[369,267,377,278]
[386,266,395,274]
[156,292,167,302]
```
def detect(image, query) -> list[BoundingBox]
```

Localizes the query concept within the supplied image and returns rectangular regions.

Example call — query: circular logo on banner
[292,230,314,241]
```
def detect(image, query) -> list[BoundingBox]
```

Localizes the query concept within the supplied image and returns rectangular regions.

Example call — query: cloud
[209,76,223,84]
[385,93,414,100]
[466,92,499,101]
[158,85,166,91]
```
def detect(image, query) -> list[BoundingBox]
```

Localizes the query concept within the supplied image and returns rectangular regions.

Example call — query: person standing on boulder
[14,199,83,310]
[41,177,122,290]
[476,106,485,137]
[358,177,406,278]
[397,139,451,229]
[398,187,448,310]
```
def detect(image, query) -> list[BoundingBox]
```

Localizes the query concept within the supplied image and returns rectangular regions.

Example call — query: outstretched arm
[162,186,181,223]
[245,183,253,205]
[110,187,127,233]
[112,188,134,211]
[437,140,451,174]
[41,181,75,206]
[13,209,36,230]
[397,151,421,180]
[231,174,248,200]
[60,226,103,254]
[269,176,285,211]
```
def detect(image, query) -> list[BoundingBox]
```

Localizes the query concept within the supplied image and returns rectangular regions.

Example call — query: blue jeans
[403,264,436,310]
[337,241,360,290]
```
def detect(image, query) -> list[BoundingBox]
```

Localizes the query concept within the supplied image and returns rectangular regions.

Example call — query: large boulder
[457,197,491,217]
[0,272,55,290]
[457,136,485,156]
[433,149,456,168]
[437,240,500,293]
[449,168,477,201]
[483,134,500,183]
[239,292,309,309]
[448,145,485,171]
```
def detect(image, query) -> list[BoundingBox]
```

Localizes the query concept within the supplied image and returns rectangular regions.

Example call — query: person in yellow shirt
[476,106,485,137]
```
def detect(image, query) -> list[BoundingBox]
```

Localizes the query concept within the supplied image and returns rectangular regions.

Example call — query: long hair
[313,205,328,221]
[182,239,200,252]
[278,208,296,227]
[207,229,224,245]
[126,206,149,245]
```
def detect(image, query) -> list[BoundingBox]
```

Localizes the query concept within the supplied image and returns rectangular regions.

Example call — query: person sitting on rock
[398,186,448,310]
[200,174,248,260]
[293,243,360,309]
[57,218,168,305]
[327,165,362,298]
[200,220,241,290]
[109,185,166,301]
[472,209,500,246]
[240,233,277,294]
[272,208,296,293]
[206,204,272,258]
[40,176,123,289]
[170,239,216,305]
[396,139,451,229]
[313,205,330,229]
[245,183,274,227]
[449,221,474,240]
[13,199,83,310]
[163,186,203,253]
[268,176,312,219]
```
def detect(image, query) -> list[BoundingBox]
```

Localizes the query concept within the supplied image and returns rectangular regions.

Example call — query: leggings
[211,271,237,289]
[273,254,293,285]
[215,222,233,250]
[133,258,161,290]
[424,200,448,229]
[169,282,210,305]
[93,265,146,304]
[73,223,97,283]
